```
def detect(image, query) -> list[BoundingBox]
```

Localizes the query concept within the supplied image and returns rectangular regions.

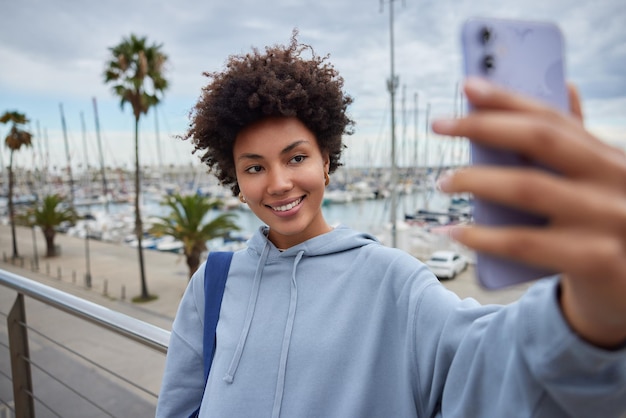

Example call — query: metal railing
[0,268,170,417]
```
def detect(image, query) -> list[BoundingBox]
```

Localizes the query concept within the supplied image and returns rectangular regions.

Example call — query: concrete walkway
[0,223,192,326]
[0,224,193,417]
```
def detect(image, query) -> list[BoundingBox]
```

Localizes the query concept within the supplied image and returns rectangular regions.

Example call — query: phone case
[461,17,569,289]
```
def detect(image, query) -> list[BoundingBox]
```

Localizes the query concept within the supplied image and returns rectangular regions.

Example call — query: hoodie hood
[246,224,379,258]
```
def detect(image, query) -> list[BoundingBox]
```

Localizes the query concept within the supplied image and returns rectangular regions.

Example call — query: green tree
[24,194,77,257]
[1,111,33,259]
[149,194,241,279]
[103,34,168,301]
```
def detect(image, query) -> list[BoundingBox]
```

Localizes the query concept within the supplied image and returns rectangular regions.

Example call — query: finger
[450,225,625,280]
[462,77,611,153]
[462,77,591,138]
[433,78,626,188]
[439,165,626,231]
[433,112,602,180]
[462,77,568,115]
[567,83,584,121]
[439,167,626,230]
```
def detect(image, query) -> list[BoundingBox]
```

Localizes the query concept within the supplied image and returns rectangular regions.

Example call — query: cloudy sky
[1,0,624,172]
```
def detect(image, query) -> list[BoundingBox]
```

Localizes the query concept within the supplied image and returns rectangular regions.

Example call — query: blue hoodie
[156,225,626,417]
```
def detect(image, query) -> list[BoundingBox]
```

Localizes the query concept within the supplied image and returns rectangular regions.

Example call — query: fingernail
[432,118,457,134]
[436,171,454,192]
[449,225,464,241]
[465,77,492,97]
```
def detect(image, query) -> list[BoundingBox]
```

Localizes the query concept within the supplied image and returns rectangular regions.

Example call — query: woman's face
[233,117,331,249]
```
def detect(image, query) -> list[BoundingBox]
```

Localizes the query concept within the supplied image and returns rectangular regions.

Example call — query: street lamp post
[381,0,404,248]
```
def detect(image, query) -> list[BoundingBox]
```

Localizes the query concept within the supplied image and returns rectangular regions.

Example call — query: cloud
[1,0,625,169]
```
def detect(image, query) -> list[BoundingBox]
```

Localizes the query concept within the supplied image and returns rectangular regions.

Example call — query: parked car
[425,250,468,280]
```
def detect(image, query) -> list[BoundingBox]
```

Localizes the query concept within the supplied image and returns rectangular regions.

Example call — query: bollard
[57,267,62,280]
[2,252,6,262]
[103,279,108,296]
[121,285,126,301]
[20,257,24,268]
[46,263,50,275]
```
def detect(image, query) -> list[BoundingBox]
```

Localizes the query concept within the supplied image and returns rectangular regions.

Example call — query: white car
[425,250,468,280]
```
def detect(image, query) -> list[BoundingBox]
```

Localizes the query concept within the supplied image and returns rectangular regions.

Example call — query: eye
[290,155,306,164]
[245,165,263,174]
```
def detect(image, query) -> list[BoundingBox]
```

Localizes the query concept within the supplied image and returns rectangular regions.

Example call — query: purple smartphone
[461,17,569,289]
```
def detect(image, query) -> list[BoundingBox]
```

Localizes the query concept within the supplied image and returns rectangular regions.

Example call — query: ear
[323,153,330,172]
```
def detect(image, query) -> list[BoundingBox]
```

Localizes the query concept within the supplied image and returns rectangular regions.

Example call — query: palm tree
[103,34,168,301]
[23,194,77,257]
[1,111,33,259]
[149,193,241,279]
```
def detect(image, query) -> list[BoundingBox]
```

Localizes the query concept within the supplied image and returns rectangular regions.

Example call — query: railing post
[8,293,35,417]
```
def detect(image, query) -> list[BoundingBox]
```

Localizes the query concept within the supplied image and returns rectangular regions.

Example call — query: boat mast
[0,127,5,181]
[43,127,50,196]
[80,111,92,205]
[36,120,47,196]
[423,102,430,210]
[154,104,163,174]
[92,97,110,213]
[413,92,419,211]
[59,103,75,209]
[414,92,419,173]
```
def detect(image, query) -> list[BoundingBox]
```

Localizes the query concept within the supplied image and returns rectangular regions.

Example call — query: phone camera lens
[482,55,495,73]
[480,27,492,44]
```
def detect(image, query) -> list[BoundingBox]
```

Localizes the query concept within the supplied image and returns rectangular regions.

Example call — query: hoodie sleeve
[156,264,207,418]
[412,277,626,417]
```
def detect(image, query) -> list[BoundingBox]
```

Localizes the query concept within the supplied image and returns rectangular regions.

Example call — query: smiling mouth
[270,197,303,212]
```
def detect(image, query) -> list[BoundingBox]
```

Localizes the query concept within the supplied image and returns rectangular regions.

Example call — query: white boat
[156,235,184,253]
[323,189,354,205]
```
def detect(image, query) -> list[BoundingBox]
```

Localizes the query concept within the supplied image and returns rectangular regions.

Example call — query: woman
[156,33,626,417]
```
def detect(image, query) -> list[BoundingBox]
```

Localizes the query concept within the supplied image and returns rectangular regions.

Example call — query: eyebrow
[236,140,309,162]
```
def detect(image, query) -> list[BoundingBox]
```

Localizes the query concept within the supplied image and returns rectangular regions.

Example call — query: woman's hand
[433,77,626,348]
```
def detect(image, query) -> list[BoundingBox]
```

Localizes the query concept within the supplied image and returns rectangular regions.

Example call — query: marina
[0,164,472,262]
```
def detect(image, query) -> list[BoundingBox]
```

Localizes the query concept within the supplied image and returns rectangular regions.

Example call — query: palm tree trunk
[44,229,56,257]
[134,117,149,299]
[186,250,201,280]
[8,151,19,258]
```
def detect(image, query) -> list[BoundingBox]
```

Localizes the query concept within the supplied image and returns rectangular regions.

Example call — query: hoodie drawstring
[271,250,304,418]
[223,243,270,384]
[222,244,304,418]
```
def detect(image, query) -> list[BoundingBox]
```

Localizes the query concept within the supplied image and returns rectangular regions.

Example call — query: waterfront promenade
[0,224,191,323]
[0,223,530,416]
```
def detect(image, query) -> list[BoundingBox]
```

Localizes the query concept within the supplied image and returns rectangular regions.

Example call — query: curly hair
[182,30,354,196]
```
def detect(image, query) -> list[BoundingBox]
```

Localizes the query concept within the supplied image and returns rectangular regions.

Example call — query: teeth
[272,198,302,212]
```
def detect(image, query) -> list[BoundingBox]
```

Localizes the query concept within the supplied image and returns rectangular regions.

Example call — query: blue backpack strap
[189,251,233,418]
[202,251,233,380]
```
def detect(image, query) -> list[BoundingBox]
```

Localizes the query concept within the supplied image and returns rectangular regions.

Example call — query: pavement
[0,223,530,417]
[0,224,190,417]
[0,223,191,325]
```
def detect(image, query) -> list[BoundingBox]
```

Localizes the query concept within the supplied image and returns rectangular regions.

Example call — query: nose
[266,166,293,195]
